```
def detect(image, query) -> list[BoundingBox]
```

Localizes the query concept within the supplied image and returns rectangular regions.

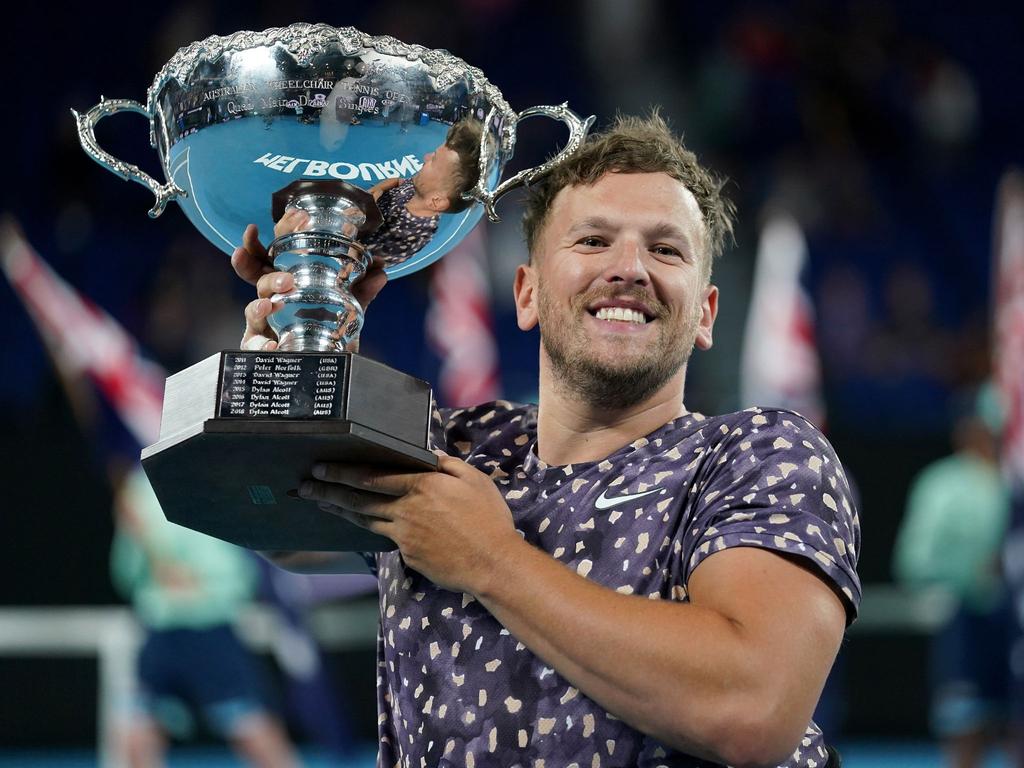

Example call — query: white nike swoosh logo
[594,487,660,510]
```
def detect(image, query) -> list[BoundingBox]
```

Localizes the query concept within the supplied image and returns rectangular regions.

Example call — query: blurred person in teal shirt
[110,466,300,768]
[894,388,1012,768]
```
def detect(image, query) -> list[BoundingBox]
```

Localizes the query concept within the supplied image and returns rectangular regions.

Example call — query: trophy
[74,24,592,551]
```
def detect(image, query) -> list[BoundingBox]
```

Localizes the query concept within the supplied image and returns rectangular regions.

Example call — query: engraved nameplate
[217,351,345,419]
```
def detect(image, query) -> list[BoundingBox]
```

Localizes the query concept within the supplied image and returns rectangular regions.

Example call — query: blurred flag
[740,213,825,429]
[994,174,1024,732]
[993,170,1024,489]
[0,219,164,444]
[426,226,501,407]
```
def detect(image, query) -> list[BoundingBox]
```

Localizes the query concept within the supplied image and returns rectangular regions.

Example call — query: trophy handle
[468,103,596,223]
[71,98,186,219]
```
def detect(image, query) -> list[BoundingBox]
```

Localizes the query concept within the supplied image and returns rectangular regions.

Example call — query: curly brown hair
[522,111,735,278]
[443,118,484,213]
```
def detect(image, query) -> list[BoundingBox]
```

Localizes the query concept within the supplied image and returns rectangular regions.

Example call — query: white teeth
[595,307,647,324]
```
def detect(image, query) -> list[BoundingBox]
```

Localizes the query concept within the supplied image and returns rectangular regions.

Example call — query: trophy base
[140,351,437,552]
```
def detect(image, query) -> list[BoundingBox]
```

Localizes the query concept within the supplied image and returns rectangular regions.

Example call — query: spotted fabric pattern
[372,402,861,768]
[362,179,438,266]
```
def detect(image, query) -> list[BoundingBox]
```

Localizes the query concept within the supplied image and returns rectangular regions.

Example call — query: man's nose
[602,239,650,285]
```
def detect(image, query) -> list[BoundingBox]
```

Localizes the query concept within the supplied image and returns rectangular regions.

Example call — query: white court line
[170,147,237,251]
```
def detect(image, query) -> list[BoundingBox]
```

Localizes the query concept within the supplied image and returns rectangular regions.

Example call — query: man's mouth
[586,296,657,325]
[592,306,649,324]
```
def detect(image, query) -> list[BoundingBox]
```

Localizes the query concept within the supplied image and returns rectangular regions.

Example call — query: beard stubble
[538,285,702,410]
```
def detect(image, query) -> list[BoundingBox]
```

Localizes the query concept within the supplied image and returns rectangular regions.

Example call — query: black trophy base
[140,350,437,552]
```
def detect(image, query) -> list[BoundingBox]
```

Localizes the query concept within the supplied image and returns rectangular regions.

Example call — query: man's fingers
[243,297,274,329]
[353,266,388,310]
[310,462,417,496]
[243,336,278,351]
[438,455,476,478]
[370,177,402,201]
[300,479,395,518]
[274,208,310,239]
[256,271,295,300]
[328,506,392,536]
[318,501,373,529]
[242,223,264,252]
[231,224,271,285]
[232,213,310,286]
[230,245,270,286]
[242,297,279,349]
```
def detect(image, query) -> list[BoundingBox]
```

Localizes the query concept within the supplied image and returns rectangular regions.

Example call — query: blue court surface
[0,743,1012,767]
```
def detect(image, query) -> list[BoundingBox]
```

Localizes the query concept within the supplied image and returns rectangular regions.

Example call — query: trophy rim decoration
[145,24,518,163]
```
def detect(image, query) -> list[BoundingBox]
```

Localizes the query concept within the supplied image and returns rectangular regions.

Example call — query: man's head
[412,119,483,214]
[514,113,735,410]
[523,112,733,280]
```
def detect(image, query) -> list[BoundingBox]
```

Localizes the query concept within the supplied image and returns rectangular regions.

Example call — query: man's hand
[232,203,391,351]
[371,177,402,198]
[297,455,520,594]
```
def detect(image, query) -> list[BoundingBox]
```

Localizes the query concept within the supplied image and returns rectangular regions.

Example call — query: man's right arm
[235,211,389,575]
[233,211,389,353]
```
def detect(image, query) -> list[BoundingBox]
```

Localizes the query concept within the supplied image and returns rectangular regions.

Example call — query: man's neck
[534,355,689,466]
[405,191,438,218]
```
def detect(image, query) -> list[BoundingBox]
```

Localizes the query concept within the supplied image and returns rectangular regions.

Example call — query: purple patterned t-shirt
[361,179,438,267]
[372,401,861,768]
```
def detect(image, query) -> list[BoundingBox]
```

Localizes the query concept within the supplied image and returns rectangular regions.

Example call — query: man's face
[514,172,718,409]
[412,143,462,210]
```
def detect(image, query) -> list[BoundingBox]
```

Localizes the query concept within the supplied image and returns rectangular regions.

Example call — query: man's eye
[577,236,607,248]
[651,245,683,259]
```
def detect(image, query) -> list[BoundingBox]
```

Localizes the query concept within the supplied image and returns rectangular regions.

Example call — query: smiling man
[234,113,861,768]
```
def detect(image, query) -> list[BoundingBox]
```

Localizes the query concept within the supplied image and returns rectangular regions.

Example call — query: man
[363,119,483,266]
[275,119,481,267]
[232,113,861,767]
[894,390,1012,768]
[111,466,299,768]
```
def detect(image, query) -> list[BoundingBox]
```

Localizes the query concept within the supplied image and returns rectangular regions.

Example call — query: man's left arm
[299,456,847,767]
[477,534,846,766]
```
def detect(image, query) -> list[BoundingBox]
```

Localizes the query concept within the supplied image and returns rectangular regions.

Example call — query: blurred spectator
[817,261,872,380]
[868,261,953,386]
[110,466,300,768]
[893,387,1013,767]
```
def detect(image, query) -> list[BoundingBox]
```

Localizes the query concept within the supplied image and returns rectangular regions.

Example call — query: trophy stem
[267,231,370,353]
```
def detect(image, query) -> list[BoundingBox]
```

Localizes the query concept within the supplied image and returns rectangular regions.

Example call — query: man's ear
[513,263,539,331]
[694,284,719,351]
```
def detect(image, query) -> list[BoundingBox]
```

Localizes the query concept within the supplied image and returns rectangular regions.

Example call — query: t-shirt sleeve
[361,551,379,576]
[682,409,862,623]
[429,401,528,459]
[429,403,453,453]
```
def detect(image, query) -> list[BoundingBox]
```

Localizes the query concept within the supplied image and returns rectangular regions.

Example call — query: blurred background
[3,1,1023,766]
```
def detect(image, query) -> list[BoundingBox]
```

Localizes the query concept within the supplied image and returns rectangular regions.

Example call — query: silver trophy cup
[74,23,593,551]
